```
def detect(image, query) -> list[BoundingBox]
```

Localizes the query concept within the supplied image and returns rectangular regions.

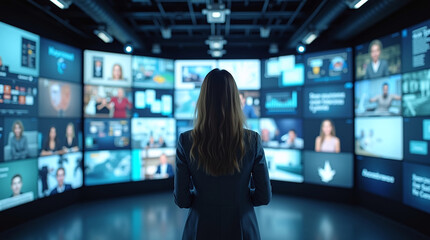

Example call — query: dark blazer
[365,59,389,79]
[156,163,175,178]
[49,184,73,196]
[174,129,272,240]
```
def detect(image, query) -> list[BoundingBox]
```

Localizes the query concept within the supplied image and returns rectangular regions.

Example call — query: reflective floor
[1,192,429,240]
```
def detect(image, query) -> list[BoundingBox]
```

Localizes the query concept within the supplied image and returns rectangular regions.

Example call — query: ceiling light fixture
[345,0,369,9]
[124,43,133,54]
[93,28,114,43]
[208,49,226,58]
[296,44,306,54]
[205,36,227,50]
[260,27,271,38]
[202,4,230,24]
[269,44,278,54]
[152,44,161,54]
[161,27,172,39]
[50,0,72,9]
[303,32,318,45]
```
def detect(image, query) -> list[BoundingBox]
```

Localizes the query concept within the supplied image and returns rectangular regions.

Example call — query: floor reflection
[1,192,428,240]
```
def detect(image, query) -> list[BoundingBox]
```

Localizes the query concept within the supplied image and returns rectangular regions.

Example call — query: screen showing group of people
[0,22,83,211]
[355,19,430,214]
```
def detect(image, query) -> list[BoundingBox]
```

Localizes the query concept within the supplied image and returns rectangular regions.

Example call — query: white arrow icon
[318,161,336,183]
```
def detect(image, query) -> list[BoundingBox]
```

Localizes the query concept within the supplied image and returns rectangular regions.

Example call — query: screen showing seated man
[304,118,353,154]
[3,118,38,161]
[264,148,303,183]
[133,88,173,117]
[132,148,175,181]
[39,37,82,83]
[174,89,199,119]
[355,117,403,160]
[218,59,261,90]
[38,152,83,198]
[38,118,82,156]
[355,75,402,116]
[303,151,353,188]
[355,33,401,80]
[132,56,174,89]
[131,118,176,149]
[239,91,260,119]
[85,119,130,151]
[262,55,305,89]
[261,88,302,116]
[84,85,133,118]
[305,48,352,84]
[84,50,132,87]
[303,83,353,118]
[402,69,430,117]
[0,159,38,211]
[403,117,430,164]
[402,19,430,73]
[0,22,40,77]
[175,60,217,89]
[259,118,303,149]
[84,150,131,186]
[38,78,82,117]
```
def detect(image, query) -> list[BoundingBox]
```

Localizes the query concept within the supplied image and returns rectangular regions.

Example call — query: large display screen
[262,55,305,89]
[0,22,83,212]
[402,19,430,73]
[218,59,261,90]
[132,56,174,89]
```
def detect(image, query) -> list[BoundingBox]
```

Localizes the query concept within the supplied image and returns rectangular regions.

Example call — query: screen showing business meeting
[2,19,430,216]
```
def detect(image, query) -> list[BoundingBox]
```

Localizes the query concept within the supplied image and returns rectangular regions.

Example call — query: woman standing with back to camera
[174,69,272,240]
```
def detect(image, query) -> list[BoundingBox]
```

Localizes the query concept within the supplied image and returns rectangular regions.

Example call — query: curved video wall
[355,19,430,214]
[0,18,429,219]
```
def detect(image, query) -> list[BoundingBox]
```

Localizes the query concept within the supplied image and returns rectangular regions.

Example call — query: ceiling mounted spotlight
[269,44,278,54]
[161,27,171,39]
[208,49,226,58]
[202,4,231,24]
[94,27,113,43]
[152,44,161,54]
[124,43,133,54]
[303,31,318,45]
[50,0,72,9]
[260,27,271,38]
[205,36,227,50]
[296,44,306,54]
[345,0,369,9]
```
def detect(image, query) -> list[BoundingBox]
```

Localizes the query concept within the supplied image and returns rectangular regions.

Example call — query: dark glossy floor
[1,192,429,240]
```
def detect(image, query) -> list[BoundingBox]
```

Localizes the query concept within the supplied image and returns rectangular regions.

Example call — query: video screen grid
[354,19,430,214]
[2,18,430,217]
[0,21,83,211]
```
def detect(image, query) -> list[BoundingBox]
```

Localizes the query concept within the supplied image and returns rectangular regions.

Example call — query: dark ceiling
[0,0,429,59]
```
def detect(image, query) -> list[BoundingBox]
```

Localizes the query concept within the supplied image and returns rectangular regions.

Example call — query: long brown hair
[190,69,246,176]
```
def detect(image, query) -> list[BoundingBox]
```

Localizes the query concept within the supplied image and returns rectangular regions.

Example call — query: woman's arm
[250,133,272,206]
[173,133,193,208]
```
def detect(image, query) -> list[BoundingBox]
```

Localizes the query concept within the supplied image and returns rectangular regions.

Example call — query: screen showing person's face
[66,124,74,137]
[160,154,167,164]
[56,169,65,187]
[13,123,22,138]
[288,130,296,141]
[370,44,381,63]
[11,176,22,196]
[49,127,57,140]
[95,60,102,68]
[383,84,389,95]
[117,88,124,98]
[322,120,333,136]
[112,65,122,80]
